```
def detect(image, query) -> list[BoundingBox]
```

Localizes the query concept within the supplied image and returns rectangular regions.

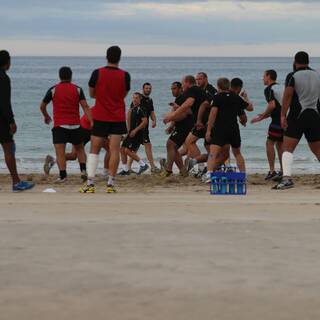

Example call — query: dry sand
[0,173,320,320]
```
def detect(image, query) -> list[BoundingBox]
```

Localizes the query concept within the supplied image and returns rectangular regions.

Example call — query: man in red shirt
[40,66,93,183]
[80,46,131,193]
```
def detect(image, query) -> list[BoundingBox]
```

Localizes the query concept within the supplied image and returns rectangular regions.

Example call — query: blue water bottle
[221,177,227,194]
[229,179,235,194]
[211,175,218,194]
[237,179,243,194]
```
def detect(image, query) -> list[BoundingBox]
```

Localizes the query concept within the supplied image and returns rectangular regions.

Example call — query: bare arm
[240,91,254,112]
[89,87,96,99]
[126,108,132,133]
[40,101,52,124]
[130,117,148,137]
[196,101,210,126]
[150,110,157,128]
[205,107,218,142]
[251,101,276,124]
[281,86,294,130]
[163,97,194,123]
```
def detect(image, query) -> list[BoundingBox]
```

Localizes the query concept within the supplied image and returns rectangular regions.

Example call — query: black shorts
[0,121,14,144]
[142,127,150,144]
[285,109,320,143]
[210,126,241,149]
[52,126,83,145]
[191,126,206,139]
[268,123,284,142]
[92,120,127,138]
[122,135,142,152]
[169,119,194,148]
[81,127,91,146]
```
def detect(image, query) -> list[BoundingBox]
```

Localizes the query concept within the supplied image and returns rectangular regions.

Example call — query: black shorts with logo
[142,127,151,144]
[210,125,241,149]
[92,120,127,138]
[0,121,14,144]
[169,117,194,148]
[52,127,83,145]
[122,134,143,152]
[191,126,206,139]
[285,109,320,143]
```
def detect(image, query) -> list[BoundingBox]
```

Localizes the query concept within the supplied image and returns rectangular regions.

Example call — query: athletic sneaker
[159,158,167,171]
[106,184,117,193]
[12,181,35,192]
[272,171,283,182]
[43,155,55,175]
[79,184,95,193]
[272,178,294,190]
[81,170,88,182]
[54,177,67,184]
[160,170,173,177]
[265,171,278,181]
[118,170,131,176]
[151,167,161,174]
[179,169,188,177]
[137,164,149,175]
[202,172,212,184]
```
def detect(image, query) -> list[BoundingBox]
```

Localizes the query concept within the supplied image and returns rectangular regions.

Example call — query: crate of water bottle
[210,167,246,195]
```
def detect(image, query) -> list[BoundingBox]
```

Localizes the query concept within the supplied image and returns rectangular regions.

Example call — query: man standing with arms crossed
[80,46,130,193]
[0,50,34,192]
[274,51,320,190]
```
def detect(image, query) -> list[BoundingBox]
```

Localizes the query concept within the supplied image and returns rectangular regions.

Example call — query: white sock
[139,160,146,166]
[282,151,293,177]
[108,175,115,186]
[87,153,99,181]
[122,164,129,172]
[198,163,205,171]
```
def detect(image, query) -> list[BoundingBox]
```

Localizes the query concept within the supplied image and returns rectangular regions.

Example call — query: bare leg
[54,144,67,171]
[232,147,246,172]
[166,139,177,172]
[144,142,156,169]
[125,148,141,162]
[65,145,78,161]
[185,133,201,158]
[276,141,283,172]
[74,144,86,165]
[208,144,222,172]
[1,142,20,185]
[108,135,122,177]
[308,141,320,161]
[266,139,276,172]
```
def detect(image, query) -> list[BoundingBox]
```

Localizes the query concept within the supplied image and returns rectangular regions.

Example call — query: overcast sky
[1,0,319,56]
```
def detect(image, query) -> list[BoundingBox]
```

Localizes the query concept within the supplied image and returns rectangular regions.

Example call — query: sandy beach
[1,173,320,320]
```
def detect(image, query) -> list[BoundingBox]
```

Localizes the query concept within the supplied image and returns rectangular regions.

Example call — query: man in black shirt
[251,70,283,181]
[119,93,149,176]
[205,78,251,181]
[0,50,34,192]
[161,81,194,176]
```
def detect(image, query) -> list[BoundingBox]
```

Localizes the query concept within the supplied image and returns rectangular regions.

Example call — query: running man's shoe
[106,184,117,193]
[79,184,95,193]
[12,181,35,192]
[137,164,149,175]
[151,167,161,174]
[272,178,294,190]
[179,168,188,177]
[265,171,278,181]
[81,170,88,182]
[160,169,173,178]
[54,177,67,184]
[118,170,131,176]
[159,158,167,172]
[43,155,55,175]
[272,171,283,182]
[202,172,212,184]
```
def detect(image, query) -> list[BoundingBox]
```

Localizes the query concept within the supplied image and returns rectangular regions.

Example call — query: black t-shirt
[129,106,146,134]
[88,66,131,91]
[211,91,249,129]
[0,69,14,124]
[202,84,217,124]
[183,85,208,121]
[173,94,194,129]
[141,95,154,118]
[264,83,282,125]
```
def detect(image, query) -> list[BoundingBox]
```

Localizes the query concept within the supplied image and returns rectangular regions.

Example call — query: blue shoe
[12,181,35,192]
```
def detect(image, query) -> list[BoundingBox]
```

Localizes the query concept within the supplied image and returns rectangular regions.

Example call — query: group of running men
[1,47,320,192]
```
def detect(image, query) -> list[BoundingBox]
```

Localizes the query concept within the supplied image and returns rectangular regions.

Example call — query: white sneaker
[54,177,67,184]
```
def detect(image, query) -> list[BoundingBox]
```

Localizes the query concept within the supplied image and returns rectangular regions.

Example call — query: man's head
[59,66,72,82]
[196,72,208,89]
[230,77,243,94]
[171,81,182,98]
[0,50,11,71]
[294,51,309,68]
[217,78,230,91]
[182,75,196,91]
[106,46,122,65]
[143,82,152,96]
[132,92,141,107]
[263,69,277,86]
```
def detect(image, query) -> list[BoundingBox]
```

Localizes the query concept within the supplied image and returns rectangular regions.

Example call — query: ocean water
[1,56,320,174]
